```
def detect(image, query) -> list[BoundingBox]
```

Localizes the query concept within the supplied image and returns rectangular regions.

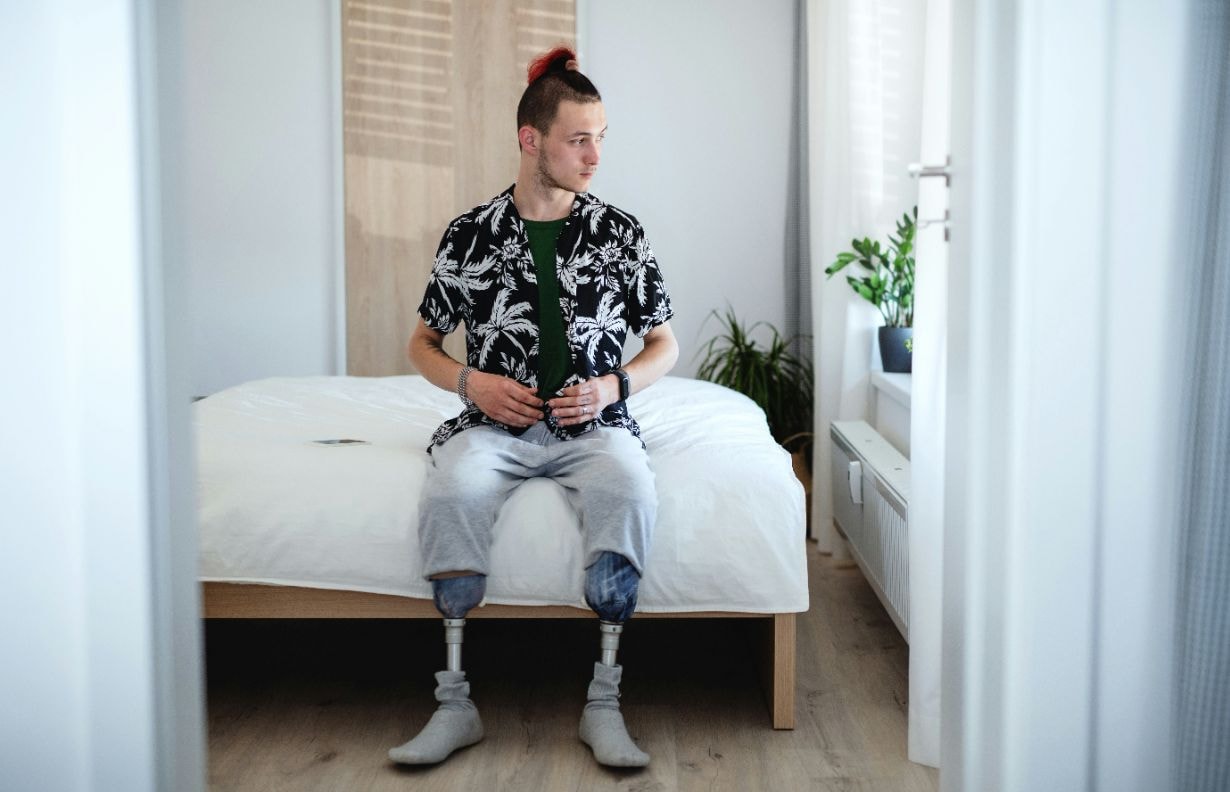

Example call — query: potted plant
[695,308,815,514]
[824,207,916,372]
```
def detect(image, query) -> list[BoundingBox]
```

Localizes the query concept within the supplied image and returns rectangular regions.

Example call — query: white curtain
[806,0,942,767]
[807,0,926,552]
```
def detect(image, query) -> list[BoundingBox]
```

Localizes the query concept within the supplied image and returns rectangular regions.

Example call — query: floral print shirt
[419,185,674,451]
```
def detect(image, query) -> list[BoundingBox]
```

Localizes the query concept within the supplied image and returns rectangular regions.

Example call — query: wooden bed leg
[757,613,796,729]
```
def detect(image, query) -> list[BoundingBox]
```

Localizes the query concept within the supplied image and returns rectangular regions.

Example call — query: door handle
[907,156,952,186]
[909,156,951,240]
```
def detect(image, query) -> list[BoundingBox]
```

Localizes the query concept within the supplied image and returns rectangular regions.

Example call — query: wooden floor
[205,543,939,792]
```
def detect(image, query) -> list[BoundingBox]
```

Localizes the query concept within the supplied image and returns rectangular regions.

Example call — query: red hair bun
[527,46,578,85]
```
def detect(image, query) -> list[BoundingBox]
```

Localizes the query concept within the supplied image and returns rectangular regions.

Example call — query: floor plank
[206,543,940,792]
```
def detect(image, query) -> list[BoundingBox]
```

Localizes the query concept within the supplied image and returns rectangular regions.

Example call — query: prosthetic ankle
[388,574,486,765]
[579,552,650,767]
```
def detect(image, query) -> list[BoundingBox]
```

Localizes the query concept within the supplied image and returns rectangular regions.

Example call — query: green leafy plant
[825,207,917,328]
[695,307,814,465]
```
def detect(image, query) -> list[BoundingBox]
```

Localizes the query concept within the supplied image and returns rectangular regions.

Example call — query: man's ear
[518,125,538,154]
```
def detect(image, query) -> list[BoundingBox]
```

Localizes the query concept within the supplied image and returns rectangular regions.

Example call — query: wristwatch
[612,368,631,401]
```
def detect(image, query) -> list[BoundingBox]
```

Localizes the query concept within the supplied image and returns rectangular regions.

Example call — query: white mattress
[196,375,808,613]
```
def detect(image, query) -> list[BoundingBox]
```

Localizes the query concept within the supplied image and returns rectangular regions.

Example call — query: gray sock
[388,670,483,765]
[579,662,650,768]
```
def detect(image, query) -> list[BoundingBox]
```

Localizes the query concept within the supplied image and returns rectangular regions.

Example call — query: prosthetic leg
[388,574,486,765]
[579,551,651,767]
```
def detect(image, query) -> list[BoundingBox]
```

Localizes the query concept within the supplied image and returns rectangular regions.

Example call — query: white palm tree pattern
[573,291,628,363]
[471,288,534,368]
[419,185,673,451]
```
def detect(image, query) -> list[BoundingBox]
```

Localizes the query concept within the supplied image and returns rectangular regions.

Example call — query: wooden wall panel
[342,0,576,376]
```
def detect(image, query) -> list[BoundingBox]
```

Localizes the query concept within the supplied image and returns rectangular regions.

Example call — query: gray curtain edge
[1174,2,1230,790]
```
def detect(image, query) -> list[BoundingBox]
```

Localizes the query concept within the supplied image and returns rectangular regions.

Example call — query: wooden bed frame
[202,582,796,729]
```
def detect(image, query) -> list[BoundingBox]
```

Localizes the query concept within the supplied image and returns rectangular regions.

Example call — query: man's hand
[547,376,619,427]
[467,371,544,427]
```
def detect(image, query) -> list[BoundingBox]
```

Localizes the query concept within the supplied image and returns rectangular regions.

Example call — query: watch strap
[613,368,631,401]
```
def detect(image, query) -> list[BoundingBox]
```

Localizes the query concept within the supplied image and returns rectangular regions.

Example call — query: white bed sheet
[196,375,808,613]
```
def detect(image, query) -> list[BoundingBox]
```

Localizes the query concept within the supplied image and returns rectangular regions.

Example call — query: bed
[196,374,809,728]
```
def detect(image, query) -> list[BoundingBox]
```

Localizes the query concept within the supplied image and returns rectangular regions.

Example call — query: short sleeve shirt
[418,185,674,451]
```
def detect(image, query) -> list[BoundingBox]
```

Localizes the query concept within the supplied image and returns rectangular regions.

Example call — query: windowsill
[871,371,912,409]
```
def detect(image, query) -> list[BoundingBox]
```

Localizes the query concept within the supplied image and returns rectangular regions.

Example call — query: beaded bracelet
[457,365,476,407]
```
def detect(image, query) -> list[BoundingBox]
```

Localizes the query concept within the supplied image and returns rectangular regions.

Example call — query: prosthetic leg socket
[584,551,639,624]
[431,573,485,619]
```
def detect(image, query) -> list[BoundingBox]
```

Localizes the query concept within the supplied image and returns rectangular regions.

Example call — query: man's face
[533,100,606,194]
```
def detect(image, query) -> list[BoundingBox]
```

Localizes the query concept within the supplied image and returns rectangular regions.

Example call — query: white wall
[581,0,800,372]
[172,1,798,389]
[171,0,341,396]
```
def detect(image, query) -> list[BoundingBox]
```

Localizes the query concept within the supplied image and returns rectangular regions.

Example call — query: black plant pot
[878,326,913,373]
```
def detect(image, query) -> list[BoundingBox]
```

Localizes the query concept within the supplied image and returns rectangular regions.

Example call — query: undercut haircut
[517,46,601,142]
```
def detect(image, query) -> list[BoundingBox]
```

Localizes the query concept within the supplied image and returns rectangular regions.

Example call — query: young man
[388,48,678,769]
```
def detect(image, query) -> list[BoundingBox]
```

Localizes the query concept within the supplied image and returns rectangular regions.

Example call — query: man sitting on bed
[388,47,679,769]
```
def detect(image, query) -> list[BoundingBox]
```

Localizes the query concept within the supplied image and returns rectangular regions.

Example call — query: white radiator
[830,421,911,641]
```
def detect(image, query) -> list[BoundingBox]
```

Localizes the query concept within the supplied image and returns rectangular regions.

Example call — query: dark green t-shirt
[522,217,570,397]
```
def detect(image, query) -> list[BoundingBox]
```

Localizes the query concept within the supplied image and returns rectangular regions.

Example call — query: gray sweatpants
[418,421,657,579]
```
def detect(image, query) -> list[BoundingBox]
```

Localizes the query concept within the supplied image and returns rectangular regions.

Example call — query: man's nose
[585,142,601,165]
